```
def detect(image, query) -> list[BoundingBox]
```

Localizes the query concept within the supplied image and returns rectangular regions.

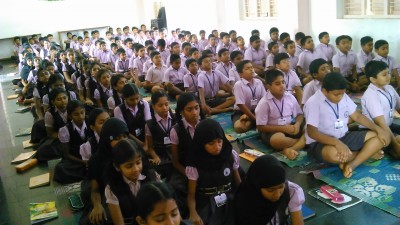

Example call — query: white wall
[0,0,156,60]
[309,0,400,61]
[163,0,300,43]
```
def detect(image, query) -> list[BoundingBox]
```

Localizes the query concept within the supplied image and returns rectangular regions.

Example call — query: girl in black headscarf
[186,119,241,225]
[234,155,305,225]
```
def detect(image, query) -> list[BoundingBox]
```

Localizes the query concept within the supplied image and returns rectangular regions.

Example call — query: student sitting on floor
[274,53,303,105]
[32,68,50,121]
[145,91,177,180]
[183,58,200,95]
[285,40,299,71]
[80,118,129,225]
[297,36,327,85]
[36,88,69,161]
[188,47,200,61]
[255,69,305,160]
[265,41,279,70]
[77,60,98,107]
[186,119,241,225]
[136,182,187,225]
[93,69,112,110]
[362,61,400,159]
[114,83,151,147]
[169,93,205,217]
[42,73,77,113]
[215,48,234,78]
[302,58,330,106]
[144,51,167,93]
[105,139,157,225]
[304,72,390,178]
[132,44,149,87]
[333,35,368,93]
[107,74,127,116]
[163,54,187,99]
[373,40,399,88]
[232,60,266,133]
[228,50,244,85]
[197,54,235,115]
[80,108,110,161]
[54,100,90,184]
[115,48,131,79]
[234,155,305,225]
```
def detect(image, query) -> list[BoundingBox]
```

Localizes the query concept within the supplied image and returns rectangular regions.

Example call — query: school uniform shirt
[233,47,247,55]
[216,42,237,53]
[98,50,111,64]
[93,48,101,59]
[302,79,321,105]
[278,45,286,54]
[126,48,134,59]
[58,121,88,143]
[39,48,50,60]
[185,150,239,180]
[133,56,149,76]
[146,64,168,84]
[295,44,303,57]
[304,89,357,144]
[297,49,327,73]
[115,59,130,73]
[159,49,171,65]
[81,44,91,55]
[128,54,137,69]
[14,44,23,55]
[255,91,302,126]
[244,47,267,67]
[198,38,209,51]
[62,61,77,73]
[105,174,146,205]
[228,66,240,84]
[108,52,119,71]
[143,60,153,74]
[107,93,123,111]
[215,61,234,78]
[278,69,302,92]
[27,69,38,84]
[373,55,396,75]
[183,72,200,93]
[332,50,357,77]
[70,41,77,50]
[197,70,229,99]
[114,101,151,124]
[180,54,189,68]
[205,44,217,56]
[356,50,374,73]
[163,66,187,85]
[42,91,77,107]
[170,118,200,145]
[362,83,400,127]
[289,54,299,71]
[144,112,173,137]
[265,53,275,68]
[94,84,113,101]
[191,42,201,51]
[233,78,266,111]
[315,43,336,62]
[80,131,99,160]
[44,108,68,128]
[76,74,88,91]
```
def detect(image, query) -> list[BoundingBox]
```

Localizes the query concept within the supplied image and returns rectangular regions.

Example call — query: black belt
[198,183,231,195]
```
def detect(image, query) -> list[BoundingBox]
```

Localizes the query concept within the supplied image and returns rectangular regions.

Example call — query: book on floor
[11,150,36,164]
[29,202,58,224]
[7,94,19,100]
[29,173,50,189]
[15,106,31,113]
[301,205,316,220]
[15,127,32,137]
[23,140,38,149]
[308,186,362,211]
[15,158,38,172]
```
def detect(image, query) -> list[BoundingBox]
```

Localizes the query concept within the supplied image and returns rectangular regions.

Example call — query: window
[242,0,278,19]
[343,0,400,18]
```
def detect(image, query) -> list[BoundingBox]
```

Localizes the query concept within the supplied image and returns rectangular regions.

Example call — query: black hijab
[188,118,232,171]
[87,118,129,190]
[234,155,288,225]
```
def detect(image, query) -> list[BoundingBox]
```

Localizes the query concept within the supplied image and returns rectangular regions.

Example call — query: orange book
[15,158,38,172]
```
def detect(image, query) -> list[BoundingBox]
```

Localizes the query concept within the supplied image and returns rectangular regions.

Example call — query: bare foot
[371,150,384,160]
[281,148,299,160]
[340,163,353,178]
